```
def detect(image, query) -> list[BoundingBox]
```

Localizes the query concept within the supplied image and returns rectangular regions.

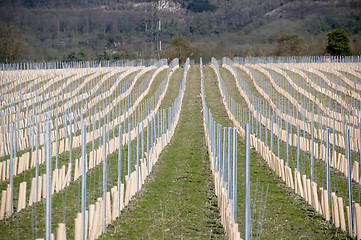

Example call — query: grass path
[103,66,225,239]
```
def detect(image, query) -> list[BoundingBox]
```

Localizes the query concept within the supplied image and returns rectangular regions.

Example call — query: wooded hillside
[0,0,360,62]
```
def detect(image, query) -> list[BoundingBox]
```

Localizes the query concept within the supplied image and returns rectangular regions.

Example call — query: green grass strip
[103,66,225,239]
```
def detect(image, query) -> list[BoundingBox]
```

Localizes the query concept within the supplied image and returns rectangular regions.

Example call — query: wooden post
[331,193,339,228]
[88,204,95,239]
[74,213,82,240]
[323,190,330,221]
[0,190,6,220]
[355,203,361,240]
[56,223,66,240]
[302,175,308,203]
[338,197,346,231]
[111,187,118,221]
[17,182,26,212]
[106,192,111,225]
[124,176,130,207]
[28,177,36,206]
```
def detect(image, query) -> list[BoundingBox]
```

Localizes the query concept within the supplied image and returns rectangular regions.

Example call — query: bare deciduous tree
[0,22,25,63]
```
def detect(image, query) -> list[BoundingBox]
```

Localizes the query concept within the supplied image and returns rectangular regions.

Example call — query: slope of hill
[0,0,360,62]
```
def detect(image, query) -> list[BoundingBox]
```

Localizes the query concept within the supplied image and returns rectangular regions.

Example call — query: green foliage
[326,29,351,55]
[96,50,111,61]
[0,22,25,63]
[187,0,217,13]
[274,34,308,56]
[95,49,136,61]
[64,48,87,62]
[161,36,200,64]
[112,50,136,60]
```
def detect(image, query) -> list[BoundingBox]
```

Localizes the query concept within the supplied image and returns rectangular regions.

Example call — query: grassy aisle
[104,66,225,239]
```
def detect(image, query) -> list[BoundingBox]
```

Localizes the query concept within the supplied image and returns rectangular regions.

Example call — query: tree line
[0,0,360,63]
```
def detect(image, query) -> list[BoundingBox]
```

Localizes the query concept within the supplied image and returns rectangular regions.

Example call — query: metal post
[271,116,273,152]
[311,112,314,183]
[277,118,280,159]
[228,127,231,200]
[251,108,254,134]
[36,122,39,202]
[259,112,261,140]
[55,105,59,169]
[265,115,268,148]
[347,128,353,238]
[107,111,110,155]
[136,124,140,191]
[326,128,331,220]
[155,112,158,158]
[297,124,300,172]
[256,109,258,137]
[359,123,361,194]
[218,124,222,176]
[321,112,324,161]
[92,108,96,170]
[213,120,216,169]
[70,118,73,172]
[141,122,144,172]
[161,106,164,142]
[157,111,160,156]
[103,125,107,233]
[128,121,131,177]
[244,123,251,240]
[147,118,150,174]
[45,121,52,240]
[222,127,226,188]
[16,104,20,153]
[118,124,122,217]
[151,115,154,162]
[10,124,14,216]
[286,121,289,166]
[232,127,237,222]
[81,123,86,240]
[1,111,5,158]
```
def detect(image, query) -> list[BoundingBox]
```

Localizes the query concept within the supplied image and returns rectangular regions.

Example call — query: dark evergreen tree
[326,29,351,56]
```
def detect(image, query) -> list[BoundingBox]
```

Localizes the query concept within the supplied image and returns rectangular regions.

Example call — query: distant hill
[0,0,360,62]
